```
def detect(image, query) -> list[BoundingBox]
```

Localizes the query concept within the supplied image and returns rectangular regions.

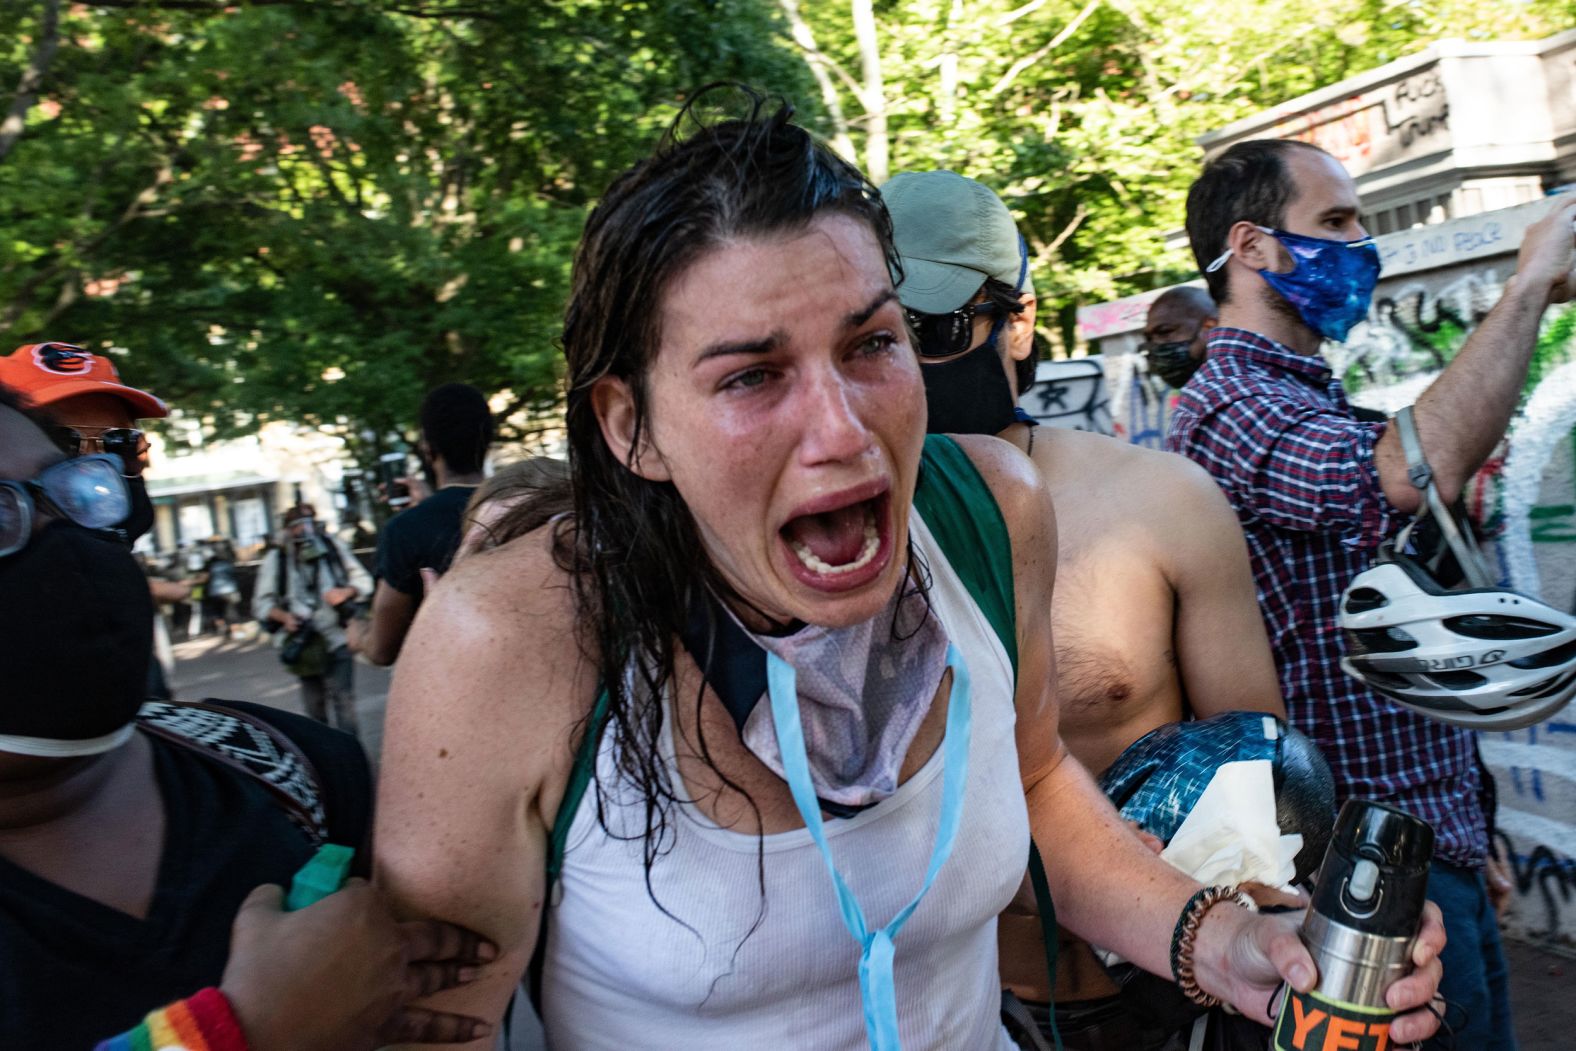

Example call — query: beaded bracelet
[1169,884,1258,1007]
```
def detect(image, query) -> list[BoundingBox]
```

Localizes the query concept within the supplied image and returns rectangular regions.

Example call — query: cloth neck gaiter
[681,571,950,813]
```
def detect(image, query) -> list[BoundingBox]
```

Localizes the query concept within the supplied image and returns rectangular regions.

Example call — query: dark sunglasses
[51,425,148,475]
[0,454,131,558]
[905,301,1004,359]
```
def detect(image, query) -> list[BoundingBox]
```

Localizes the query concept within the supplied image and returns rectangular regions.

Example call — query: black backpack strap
[1027,842,1063,1049]
[137,699,329,846]
[321,530,352,589]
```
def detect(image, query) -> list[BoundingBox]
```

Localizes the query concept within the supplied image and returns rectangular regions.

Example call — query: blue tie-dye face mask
[1207,226,1381,343]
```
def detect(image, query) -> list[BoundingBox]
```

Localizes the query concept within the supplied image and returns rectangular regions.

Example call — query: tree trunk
[777,0,857,160]
[937,0,964,124]
[0,0,62,165]
[850,0,888,184]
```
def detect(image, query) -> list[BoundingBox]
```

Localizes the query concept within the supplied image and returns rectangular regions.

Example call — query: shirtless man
[883,170,1285,1047]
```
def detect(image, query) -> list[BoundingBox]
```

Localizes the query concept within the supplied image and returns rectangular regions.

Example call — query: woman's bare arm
[374,532,596,1048]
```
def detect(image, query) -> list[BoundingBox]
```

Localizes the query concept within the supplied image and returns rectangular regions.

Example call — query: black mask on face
[921,319,1019,436]
[105,474,155,546]
[1142,339,1202,389]
[0,524,153,755]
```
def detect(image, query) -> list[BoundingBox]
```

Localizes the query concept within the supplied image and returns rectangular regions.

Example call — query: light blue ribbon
[766,642,973,1051]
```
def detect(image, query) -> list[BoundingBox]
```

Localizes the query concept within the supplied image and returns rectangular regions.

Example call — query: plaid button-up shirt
[1165,328,1485,867]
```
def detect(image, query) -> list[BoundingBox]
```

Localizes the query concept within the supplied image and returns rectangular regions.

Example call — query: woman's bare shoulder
[388,525,598,777]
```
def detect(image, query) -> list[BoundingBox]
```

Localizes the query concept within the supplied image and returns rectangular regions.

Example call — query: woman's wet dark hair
[507,85,903,907]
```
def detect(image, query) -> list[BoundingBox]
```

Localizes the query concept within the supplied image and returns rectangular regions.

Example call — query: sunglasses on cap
[51,425,148,476]
[905,301,1005,359]
[0,454,131,558]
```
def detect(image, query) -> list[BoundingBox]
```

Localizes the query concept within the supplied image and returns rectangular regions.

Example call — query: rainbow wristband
[95,987,249,1051]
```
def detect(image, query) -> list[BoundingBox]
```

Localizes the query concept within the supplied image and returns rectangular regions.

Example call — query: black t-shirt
[373,485,474,598]
[0,701,371,1049]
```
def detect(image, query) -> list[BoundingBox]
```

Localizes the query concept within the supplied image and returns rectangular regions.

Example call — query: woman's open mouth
[778,486,893,592]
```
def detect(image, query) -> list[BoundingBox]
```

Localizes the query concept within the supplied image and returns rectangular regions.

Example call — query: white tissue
[1160,758,1301,890]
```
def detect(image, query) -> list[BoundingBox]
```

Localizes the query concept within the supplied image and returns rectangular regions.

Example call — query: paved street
[172,634,1575,1048]
[172,629,393,763]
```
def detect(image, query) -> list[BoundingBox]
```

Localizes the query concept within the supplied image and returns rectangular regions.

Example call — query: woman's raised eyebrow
[691,290,896,365]
[694,333,784,366]
[844,289,897,329]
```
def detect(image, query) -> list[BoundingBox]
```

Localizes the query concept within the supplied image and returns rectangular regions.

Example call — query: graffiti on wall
[1097,350,1174,449]
[1338,289,1576,946]
[1022,358,1113,434]
[1268,70,1451,178]
[1329,268,1506,395]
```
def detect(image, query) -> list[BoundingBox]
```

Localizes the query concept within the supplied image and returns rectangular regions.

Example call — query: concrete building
[1201,29,1576,236]
[142,422,363,559]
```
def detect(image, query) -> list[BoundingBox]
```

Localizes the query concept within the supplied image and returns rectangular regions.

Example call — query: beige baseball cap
[882,170,1034,314]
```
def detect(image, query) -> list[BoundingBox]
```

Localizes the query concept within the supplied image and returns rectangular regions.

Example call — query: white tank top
[540,510,1030,1050]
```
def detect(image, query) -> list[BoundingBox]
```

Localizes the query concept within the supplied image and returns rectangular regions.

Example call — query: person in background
[0,341,187,696]
[1169,139,1576,1051]
[1140,287,1217,390]
[203,537,243,639]
[0,382,493,1050]
[354,383,493,666]
[884,169,1285,1049]
[252,504,372,737]
[453,457,571,561]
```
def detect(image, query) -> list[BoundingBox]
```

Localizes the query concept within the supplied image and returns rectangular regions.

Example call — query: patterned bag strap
[137,700,329,847]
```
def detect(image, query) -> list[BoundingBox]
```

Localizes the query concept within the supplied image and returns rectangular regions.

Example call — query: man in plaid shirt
[1167,138,1576,1051]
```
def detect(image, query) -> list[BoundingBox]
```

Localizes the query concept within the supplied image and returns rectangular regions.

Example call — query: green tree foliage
[778,0,1574,350]
[0,0,811,444]
[1,0,1570,440]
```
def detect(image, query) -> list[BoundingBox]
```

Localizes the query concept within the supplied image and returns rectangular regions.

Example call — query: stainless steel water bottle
[1270,799,1434,1051]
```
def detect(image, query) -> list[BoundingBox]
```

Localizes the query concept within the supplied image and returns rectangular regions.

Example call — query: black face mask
[921,320,1019,436]
[106,474,155,546]
[0,524,153,755]
[1142,340,1202,389]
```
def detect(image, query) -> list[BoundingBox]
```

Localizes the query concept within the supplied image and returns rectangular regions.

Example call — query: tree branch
[777,0,857,159]
[1029,202,1087,264]
[989,0,1102,98]
[0,0,62,165]
[995,0,1049,29]
[0,161,172,328]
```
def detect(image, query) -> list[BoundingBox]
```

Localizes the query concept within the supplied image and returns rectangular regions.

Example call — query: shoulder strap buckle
[1393,405,1433,493]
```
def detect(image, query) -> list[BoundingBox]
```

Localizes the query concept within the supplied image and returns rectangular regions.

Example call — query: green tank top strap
[527,684,610,1010]
[913,434,1018,682]
[914,434,1061,1048]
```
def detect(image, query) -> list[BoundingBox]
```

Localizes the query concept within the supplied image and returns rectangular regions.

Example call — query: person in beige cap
[883,171,1286,1050]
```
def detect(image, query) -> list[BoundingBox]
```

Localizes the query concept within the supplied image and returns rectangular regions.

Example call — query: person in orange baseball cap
[0,342,167,477]
[0,342,188,697]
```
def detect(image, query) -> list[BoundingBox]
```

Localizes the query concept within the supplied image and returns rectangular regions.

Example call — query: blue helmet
[1098,710,1336,885]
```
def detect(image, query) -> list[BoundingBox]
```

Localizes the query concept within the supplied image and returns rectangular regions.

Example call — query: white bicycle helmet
[1340,406,1576,731]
